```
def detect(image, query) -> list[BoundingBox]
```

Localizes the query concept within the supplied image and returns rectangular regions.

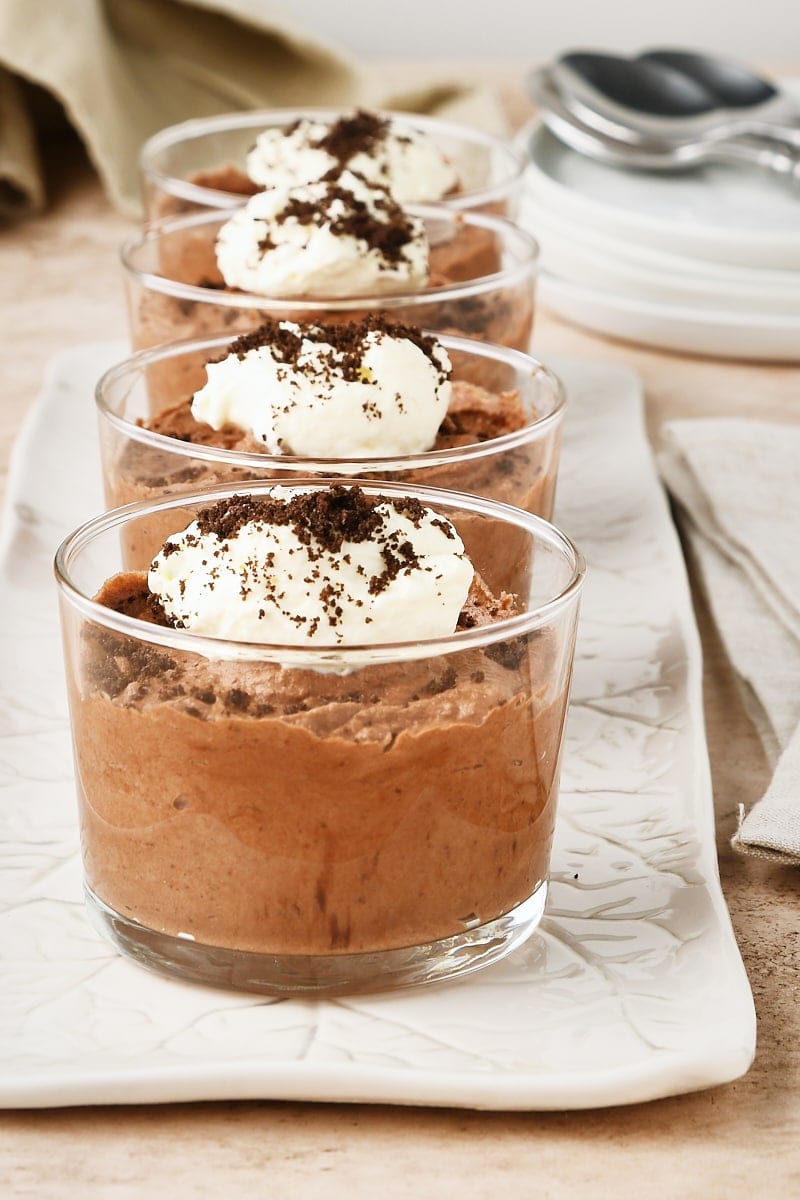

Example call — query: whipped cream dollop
[215,169,428,298]
[148,487,474,647]
[245,110,459,205]
[191,317,451,458]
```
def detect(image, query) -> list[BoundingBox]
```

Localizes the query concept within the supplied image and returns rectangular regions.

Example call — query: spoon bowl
[557,52,716,119]
[638,49,777,108]
[554,49,800,150]
[551,54,722,148]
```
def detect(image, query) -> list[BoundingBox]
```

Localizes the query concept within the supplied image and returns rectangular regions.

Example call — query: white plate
[522,194,800,314]
[0,343,755,1110]
[522,119,800,270]
[540,272,800,361]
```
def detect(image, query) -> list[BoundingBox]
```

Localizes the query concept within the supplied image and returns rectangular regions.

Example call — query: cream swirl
[215,169,428,298]
[245,110,458,204]
[191,317,451,457]
[148,487,474,647]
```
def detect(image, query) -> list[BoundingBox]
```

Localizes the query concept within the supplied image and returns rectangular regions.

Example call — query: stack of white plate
[519,123,800,361]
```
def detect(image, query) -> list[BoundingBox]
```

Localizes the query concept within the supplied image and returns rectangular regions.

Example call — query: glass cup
[55,479,584,995]
[120,205,538,353]
[96,331,566,580]
[139,108,528,224]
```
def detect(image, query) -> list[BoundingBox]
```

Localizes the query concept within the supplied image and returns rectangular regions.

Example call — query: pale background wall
[282,1,800,70]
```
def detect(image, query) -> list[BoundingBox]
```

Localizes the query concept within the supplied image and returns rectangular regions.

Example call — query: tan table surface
[2,73,799,1199]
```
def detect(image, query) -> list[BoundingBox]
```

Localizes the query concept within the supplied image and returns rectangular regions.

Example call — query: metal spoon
[555,50,800,150]
[558,52,715,117]
[550,53,721,147]
[527,67,800,184]
[639,50,800,147]
[638,49,777,107]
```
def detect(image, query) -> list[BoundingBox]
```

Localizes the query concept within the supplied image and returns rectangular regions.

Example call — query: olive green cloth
[0,0,505,219]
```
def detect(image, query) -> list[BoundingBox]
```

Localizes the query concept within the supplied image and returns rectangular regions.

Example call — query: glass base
[84,882,548,997]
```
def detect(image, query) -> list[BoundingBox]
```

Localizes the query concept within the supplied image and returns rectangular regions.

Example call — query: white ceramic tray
[0,343,755,1110]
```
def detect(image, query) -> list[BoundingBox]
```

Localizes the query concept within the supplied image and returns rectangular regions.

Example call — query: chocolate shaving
[273,178,418,267]
[193,486,426,562]
[141,485,433,631]
[219,314,449,383]
[221,319,304,365]
[314,110,391,169]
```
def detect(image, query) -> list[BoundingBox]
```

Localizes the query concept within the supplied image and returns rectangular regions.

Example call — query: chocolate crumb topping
[223,319,304,365]
[220,314,449,383]
[273,178,418,267]
[313,110,391,170]
[193,486,427,561]
[148,485,453,635]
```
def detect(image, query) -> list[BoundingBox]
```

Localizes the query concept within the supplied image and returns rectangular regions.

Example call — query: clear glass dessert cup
[139,108,528,224]
[96,331,565,578]
[120,205,539,353]
[55,479,584,996]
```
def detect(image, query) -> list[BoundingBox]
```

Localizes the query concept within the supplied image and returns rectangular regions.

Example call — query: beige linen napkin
[0,0,505,220]
[659,418,800,865]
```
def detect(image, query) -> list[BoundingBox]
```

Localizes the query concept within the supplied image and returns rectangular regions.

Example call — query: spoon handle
[639,50,800,148]
[709,136,800,183]
[744,116,800,151]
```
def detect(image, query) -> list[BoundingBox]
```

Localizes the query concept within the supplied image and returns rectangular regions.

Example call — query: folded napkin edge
[731,814,800,866]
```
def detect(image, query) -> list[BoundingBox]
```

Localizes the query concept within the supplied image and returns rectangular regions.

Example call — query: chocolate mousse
[70,487,568,960]
[102,319,560,574]
[130,162,532,353]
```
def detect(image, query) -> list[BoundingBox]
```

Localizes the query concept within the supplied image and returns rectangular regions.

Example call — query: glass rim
[119,203,540,310]
[54,477,585,668]
[139,107,528,213]
[95,330,566,470]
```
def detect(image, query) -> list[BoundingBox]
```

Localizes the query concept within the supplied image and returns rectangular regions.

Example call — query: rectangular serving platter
[0,343,755,1110]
